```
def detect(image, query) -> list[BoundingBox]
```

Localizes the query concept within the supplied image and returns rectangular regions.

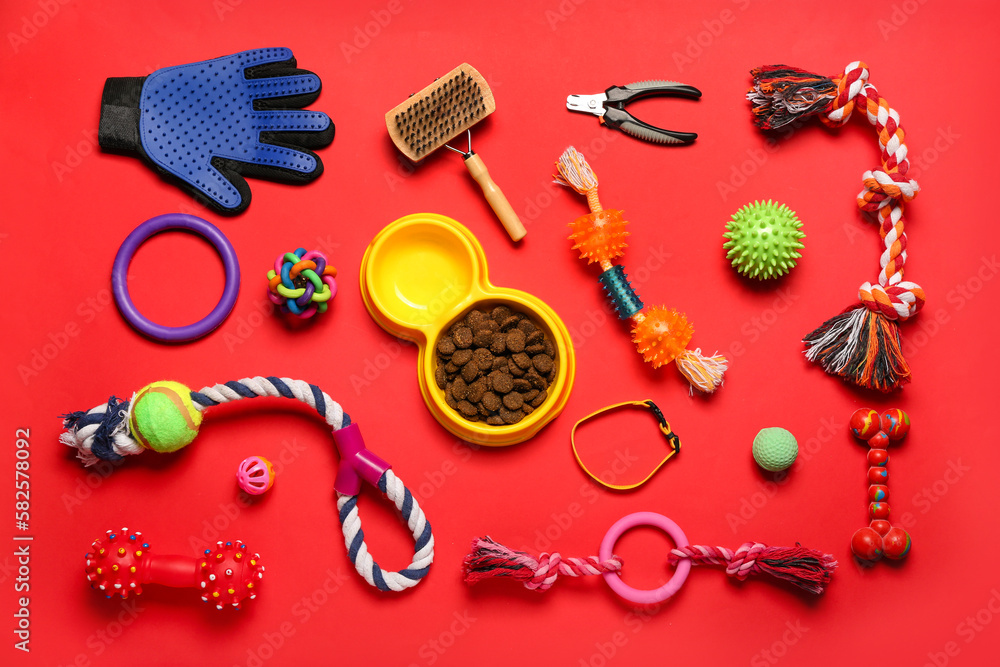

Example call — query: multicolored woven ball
[266,248,338,318]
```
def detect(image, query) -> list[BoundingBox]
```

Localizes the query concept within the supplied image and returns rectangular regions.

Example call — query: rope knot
[528,552,562,591]
[859,169,919,211]
[859,281,925,321]
[727,542,767,580]
[823,61,870,126]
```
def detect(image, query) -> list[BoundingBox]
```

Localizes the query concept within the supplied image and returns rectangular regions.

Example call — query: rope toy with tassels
[464,512,836,603]
[554,147,728,394]
[747,62,923,391]
[61,377,433,593]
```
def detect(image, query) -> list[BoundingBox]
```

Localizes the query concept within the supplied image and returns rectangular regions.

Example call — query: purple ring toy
[112,213,240,342]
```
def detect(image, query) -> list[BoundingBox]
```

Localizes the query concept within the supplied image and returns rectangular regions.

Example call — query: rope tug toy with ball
[554,147,728,394]
[61,377,433,594]
[747,62,923,391]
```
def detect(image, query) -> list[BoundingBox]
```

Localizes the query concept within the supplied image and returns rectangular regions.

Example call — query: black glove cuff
[99,76,146,154]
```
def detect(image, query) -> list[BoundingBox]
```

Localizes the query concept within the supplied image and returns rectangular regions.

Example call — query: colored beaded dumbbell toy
[848,408,912,562]
[266,247,338,318]
[85,528,263,609]
[554,147,727,393]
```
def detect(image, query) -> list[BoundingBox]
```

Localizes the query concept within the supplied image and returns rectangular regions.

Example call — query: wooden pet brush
[385,63,526,242]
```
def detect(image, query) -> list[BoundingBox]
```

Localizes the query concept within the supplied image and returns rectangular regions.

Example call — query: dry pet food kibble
[435,306,557,425]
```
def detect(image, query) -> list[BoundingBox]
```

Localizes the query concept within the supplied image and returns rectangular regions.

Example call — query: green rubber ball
[752,427,798,472]
[128,381,202,453]
[723,200,804,280]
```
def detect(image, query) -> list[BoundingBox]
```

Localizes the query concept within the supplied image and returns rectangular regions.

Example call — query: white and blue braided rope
[63,376,433,592]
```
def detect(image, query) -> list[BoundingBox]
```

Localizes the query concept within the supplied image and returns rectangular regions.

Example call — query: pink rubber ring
[599,512,691,604]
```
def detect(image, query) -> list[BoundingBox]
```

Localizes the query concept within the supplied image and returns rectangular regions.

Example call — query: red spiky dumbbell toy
[849,409,912,562]
[84,528,264,609]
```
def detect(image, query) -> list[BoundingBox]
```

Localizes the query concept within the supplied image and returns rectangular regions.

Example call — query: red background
[3,0,999,665]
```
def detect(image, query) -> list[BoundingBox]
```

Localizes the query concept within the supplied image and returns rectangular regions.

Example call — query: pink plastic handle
[599,512,692,604]
[332,423,390,495]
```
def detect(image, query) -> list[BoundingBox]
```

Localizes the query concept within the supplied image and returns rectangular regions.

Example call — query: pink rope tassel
[668,543,837,594]
[463,537,623,592]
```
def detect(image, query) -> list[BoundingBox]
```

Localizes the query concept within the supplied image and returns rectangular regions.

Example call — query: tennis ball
[129,381,202,453]
[723,200,804,280]
[752,427,798,472]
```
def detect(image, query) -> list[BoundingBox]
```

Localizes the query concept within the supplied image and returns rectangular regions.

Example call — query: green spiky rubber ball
[752,427,798,472]
[723,200,804,279]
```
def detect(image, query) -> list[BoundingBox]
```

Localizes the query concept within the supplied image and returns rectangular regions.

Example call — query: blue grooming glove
[99,48,334,214]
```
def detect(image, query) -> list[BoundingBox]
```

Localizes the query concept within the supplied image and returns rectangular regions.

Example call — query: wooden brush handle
[463,153,526,242]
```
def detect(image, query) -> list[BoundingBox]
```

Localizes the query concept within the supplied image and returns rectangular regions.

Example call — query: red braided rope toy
[747,62,923,392]
[464,536,836,595]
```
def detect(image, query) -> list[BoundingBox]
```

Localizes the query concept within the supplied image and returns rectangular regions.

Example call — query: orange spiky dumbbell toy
[554,147,727,393]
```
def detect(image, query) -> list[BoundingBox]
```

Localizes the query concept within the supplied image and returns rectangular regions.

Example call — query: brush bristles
[394,71,487,157]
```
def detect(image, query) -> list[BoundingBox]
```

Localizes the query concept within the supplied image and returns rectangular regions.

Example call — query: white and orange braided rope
[821,61,924,321]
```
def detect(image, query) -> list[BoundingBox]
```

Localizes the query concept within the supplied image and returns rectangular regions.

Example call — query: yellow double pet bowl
[360,214,575,446]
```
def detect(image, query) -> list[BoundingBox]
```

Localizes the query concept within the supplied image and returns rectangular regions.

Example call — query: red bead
[868,467,889,484]
[881,409,910,441]
[868,485,889,502]
[850,408,881,440]
[882,527,911,559]
[870,520,892,536]
[870,502,890,520]
[867,449,889,466]
[851,527,884,561]
[868,432,889,450]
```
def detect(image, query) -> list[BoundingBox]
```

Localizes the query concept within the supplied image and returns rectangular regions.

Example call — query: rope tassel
[463,537,623,592]
[747,62,924,391]
[668,543,837,595]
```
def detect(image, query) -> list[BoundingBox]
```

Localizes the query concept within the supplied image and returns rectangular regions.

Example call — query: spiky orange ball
[631,306,694,368]
[568,209,629,264]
